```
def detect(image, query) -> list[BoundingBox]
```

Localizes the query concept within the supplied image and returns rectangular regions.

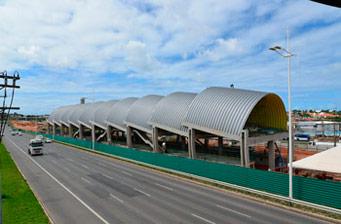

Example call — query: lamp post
[269,30,295,201]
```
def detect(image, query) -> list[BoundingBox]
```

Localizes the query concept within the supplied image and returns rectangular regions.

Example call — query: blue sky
[0,0,340,114]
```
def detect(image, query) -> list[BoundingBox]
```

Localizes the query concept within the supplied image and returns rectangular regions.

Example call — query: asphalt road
[3,131,331,224]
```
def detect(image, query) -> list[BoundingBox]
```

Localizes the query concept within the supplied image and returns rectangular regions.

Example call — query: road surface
[3,131,330,224]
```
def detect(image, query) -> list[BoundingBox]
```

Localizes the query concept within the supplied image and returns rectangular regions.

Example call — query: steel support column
[68,124,72,137]
[189,128,196,159]
[268,140,275,171]
[218,137,223,155]
[79,125,84,139]
[107,126,112,144]
[52,123,56,138]
[126,126,133,148]
[240,130,249,167]
[91,124,95,150]
[152,127,159,152]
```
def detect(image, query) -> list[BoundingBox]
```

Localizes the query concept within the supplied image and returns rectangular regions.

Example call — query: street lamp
[269,30,295,201]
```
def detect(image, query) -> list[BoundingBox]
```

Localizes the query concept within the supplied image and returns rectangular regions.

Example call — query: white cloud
[200,38,243,61]
[0,0,339,113]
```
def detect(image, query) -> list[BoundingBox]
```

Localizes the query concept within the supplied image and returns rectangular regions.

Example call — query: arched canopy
[92,100,118,129]
[126,95,163,133]
[60,104,79,125]
[53,106,71,126]
[48,107,62,124]
[106,97,138,131]
[150,92,197,136]
[183,87,287,140]
[69,104,87,127]
[78,102,104,128]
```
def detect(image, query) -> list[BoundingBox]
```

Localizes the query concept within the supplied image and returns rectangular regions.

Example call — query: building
[48,87,288,169]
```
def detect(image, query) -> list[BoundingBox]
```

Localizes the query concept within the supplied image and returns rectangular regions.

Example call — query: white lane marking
[191,214,216,224]
[6,138,110,224]
[155,183,174,191]
[81,177,91,184]
[110,193,124,204]
[216,205,251,219]
[121,170,133,176]
[102,174,113,180]
[81,164,89,169]
[134,188,151,197]
[66,158,74,162]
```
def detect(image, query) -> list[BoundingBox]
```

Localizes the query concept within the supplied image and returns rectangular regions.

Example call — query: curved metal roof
[149,92,197,136]
[92,100,118,129]
[48,107,62,124]
[53,106,72,125]
[60,104,79,125]
[106,97,138,131]
[68,104,87,127]
[183,87,287,140]
[78,102,104,128]
[126,95,163,133]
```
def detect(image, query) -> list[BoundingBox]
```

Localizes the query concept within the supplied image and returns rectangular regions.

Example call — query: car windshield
[31,142,43,147]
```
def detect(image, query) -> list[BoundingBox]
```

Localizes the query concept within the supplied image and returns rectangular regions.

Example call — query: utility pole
[0,71,20,142]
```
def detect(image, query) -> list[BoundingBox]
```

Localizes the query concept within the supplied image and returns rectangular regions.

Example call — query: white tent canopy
[292,146,341,173]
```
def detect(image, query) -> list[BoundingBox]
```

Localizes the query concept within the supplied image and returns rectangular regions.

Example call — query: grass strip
[0,144,49,224]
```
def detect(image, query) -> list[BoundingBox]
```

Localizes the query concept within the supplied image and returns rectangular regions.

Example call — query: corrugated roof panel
[60,104,79,124]
[53,106,72,124]
[78,102,104,127]
[93,100,118,129]
[106,97,138,131]
[149,92,196,136]
[69,104,87,126]
[183,87,287,140]
[126,95,163,133]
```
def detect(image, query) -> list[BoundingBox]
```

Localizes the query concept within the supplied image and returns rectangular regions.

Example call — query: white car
[28,139,44,156]
[44,138,52,143]
[17,131,23,136]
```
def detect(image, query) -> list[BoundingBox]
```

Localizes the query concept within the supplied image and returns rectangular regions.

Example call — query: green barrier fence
[19,130,341,209]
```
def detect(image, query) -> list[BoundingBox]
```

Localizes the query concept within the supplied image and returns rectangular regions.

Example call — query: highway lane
[3,131,331,224]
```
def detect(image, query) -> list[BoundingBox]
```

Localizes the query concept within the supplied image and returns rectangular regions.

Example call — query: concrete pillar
[152,127,159,152]
[218,137,223,155]
[91,124,96,150]
[68,124,72,137]
[189,129,196,159]
[240,130,249,167]
[126,126,133,148]
[63,125,68,136]
[268,140,275,171]
[52,123,56,139]
[79,125,84,139]
[107,126,112,144]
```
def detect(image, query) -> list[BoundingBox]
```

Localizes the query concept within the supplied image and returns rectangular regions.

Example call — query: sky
[0,0,340,114]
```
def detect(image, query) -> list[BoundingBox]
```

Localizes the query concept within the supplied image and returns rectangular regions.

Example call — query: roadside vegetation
[0,144,49,224]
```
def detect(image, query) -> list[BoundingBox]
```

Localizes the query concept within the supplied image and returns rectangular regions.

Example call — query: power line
[0,70,20,142]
